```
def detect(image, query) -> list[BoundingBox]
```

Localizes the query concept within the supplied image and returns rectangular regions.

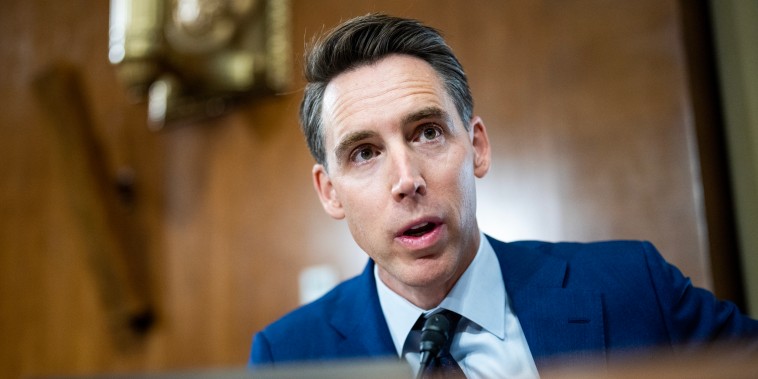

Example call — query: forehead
[321,54,452,142]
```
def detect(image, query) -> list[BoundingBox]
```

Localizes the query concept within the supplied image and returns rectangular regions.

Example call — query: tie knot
[414,309,462,332]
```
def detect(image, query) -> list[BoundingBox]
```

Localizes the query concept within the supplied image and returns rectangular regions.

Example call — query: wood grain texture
[0,1,737,377]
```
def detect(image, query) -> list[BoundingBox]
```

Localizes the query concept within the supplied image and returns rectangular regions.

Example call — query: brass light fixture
[109,0,291,130]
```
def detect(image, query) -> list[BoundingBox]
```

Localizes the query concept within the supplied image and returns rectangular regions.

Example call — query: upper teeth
[410,222,429,230]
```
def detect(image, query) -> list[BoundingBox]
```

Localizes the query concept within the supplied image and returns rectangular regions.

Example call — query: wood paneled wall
[0,1,739,377]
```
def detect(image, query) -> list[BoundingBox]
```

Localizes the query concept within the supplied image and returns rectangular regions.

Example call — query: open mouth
[402,222,437,237]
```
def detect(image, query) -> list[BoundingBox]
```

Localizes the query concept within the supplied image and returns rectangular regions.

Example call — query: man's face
[312,54,491,306]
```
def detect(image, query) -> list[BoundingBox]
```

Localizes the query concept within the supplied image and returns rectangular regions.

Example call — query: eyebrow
[402,106,450,126]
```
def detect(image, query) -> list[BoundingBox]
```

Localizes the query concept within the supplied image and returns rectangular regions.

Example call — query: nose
[390,149,426,201]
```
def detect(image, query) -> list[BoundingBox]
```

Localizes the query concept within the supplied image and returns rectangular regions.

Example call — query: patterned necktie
[415,309,466,379]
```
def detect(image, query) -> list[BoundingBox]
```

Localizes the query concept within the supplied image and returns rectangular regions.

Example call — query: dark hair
[300,13,473,166]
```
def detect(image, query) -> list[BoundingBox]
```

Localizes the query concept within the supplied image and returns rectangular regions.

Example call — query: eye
[350,145,380,164]
[417,124,443,142]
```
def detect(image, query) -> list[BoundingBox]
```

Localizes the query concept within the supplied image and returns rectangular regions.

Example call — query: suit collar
[487,236,607,367]
[329,261,397,358]
[487,236,569,289]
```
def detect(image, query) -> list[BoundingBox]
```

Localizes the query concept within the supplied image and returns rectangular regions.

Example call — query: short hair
[300,13,474,167]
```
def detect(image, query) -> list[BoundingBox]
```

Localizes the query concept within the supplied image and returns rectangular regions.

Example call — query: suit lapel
[329,261,397,358]
[488,237,606,367]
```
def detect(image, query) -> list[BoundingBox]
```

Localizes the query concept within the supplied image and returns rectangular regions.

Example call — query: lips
[395,218,445,250]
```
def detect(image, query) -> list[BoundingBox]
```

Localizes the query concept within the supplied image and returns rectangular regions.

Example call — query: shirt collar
[375,232,506,355]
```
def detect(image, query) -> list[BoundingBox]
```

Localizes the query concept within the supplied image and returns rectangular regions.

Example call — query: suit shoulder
[256,273,361,340]
[250,274,362,366]
[497,238,659,262]
[250,263,396,365]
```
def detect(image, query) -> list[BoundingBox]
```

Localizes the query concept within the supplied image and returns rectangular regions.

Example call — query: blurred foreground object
[108,0,291,130]
[541,341,758,379]
[43,344,758,378]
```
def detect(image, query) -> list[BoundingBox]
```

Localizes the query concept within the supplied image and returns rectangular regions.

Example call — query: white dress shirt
[375,232,540,378]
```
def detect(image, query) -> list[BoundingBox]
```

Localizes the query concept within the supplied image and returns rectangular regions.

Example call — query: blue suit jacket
[250,237,758,369]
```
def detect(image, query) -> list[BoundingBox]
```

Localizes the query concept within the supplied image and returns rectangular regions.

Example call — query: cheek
[437,149,475,193]
[441,154,478,219]
[342,194,388,256]
[337,181,386,229]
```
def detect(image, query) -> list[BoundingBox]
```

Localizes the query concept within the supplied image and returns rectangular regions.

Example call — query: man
[250,13,758,377]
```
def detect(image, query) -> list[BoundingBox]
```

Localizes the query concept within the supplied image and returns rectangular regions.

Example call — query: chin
[404,259,456,287]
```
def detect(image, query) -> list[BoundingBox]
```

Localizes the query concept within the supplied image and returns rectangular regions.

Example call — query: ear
[470,116,491,178]
[312,164,346,219]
